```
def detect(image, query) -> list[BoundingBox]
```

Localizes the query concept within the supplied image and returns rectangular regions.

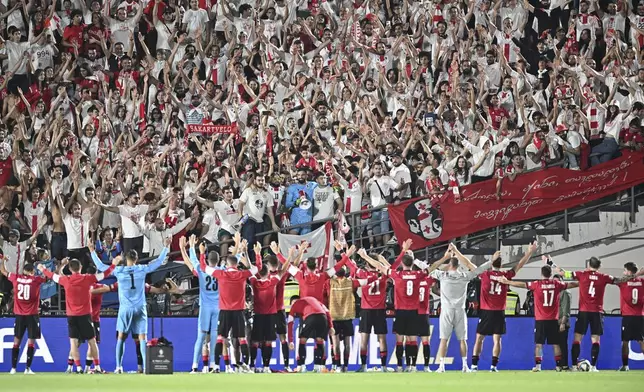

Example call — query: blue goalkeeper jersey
[113,248,168,311]
[189,247,220,311]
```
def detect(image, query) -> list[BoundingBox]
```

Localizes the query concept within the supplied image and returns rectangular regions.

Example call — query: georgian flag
[278,222,335,271]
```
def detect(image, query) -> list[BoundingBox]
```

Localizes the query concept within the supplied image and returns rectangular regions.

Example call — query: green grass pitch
[0,372,643,392]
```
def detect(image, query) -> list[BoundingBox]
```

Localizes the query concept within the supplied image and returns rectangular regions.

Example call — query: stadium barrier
[0,316,641,372]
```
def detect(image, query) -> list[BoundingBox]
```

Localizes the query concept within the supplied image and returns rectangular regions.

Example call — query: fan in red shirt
[472,243,536,372]
[557,256,628,371]
[62,10,85,54]
[287,296,334,373]
[487,95,510,130]
[201,242,261,372]
[0,261,47,374]
[295,147,318,172]
[249,248,293,372]
[616,262,644,371]
[499,265,578,372]
[40,256,118,374]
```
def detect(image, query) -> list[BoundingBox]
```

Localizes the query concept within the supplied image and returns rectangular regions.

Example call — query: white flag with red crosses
[278,222,335,271]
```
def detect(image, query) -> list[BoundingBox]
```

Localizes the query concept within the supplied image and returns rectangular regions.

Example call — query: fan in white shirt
[192,186,240,257]
[98,191,171,255]
[1,226,45,274]
[389,153,412,200]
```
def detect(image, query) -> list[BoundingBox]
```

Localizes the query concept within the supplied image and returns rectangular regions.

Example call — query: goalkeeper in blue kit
[112,236,171,374]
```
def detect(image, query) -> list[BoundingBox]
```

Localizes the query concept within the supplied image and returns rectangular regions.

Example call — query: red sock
[74,360,81,366]
[93,359,100,366]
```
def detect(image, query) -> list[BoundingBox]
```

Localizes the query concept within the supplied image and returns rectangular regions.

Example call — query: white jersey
[312,185,340,221]
[240,187,274,223]
[212,199,240,234]
[338,178,362,214]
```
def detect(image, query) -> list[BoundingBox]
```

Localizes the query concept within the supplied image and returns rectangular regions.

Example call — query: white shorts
[439,308,467,341]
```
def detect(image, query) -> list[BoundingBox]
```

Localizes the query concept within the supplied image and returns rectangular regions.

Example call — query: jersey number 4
[205,276,218,291]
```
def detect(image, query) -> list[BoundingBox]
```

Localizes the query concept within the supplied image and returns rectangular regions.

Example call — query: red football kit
[287,297,333,343]
[274,253,292,311]
[44,265,115,316]
[289,257,349,303]
[480,269,516,311]
[527,279,568,320]
[572,270,614,312]
[618,277,644,316]
[90,283,106,322]
[357,270,388,310]
[250,275,286,315]
[389,269,427,311]
[418,276,436,315]
[202,254,260,311]
[7,273,46,315]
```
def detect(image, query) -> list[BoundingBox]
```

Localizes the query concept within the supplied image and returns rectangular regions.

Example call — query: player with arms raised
[499,265,579,371]
[472,243,536,372]
[0,259,49,375]
[180,235,221,373]
[41,257,118,374]
[616,262,644,371]
[200,238,259,373]
[113,237,171,374]
[364,244,444,372]
[556,257,643,371]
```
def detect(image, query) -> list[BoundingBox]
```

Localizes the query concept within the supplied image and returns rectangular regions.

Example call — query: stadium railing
[11,162,644,317]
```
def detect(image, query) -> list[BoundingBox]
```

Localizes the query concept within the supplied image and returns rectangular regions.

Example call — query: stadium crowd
[0,0,644,375]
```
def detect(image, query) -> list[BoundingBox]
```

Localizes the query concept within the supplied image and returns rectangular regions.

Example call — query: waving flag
[278,222,335,271]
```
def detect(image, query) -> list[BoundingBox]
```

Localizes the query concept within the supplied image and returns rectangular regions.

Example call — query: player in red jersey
[616,262,644,371]
[557,257,644,371]
[40,256,118,374]
[499,265,579,372]
[287,296,335,373]
[249,247,295,373]
[415,270,437,372]
[269,241,307,371]
[353,246,401,372]
[287,246,353,303]
[0,260,48,375]
[363,244,444,372]
[472,243,536,372]
[201,241,260,373]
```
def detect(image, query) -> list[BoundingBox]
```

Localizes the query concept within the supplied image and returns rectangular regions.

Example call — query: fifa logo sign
[0,328,53,364]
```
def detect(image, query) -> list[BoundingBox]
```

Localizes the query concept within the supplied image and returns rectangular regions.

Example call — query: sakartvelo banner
[389,152,644,251]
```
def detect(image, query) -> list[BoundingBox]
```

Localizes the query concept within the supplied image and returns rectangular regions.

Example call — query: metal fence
[4,176,644,317]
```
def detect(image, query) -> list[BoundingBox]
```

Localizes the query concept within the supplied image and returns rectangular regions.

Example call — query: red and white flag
[278,222,335,271]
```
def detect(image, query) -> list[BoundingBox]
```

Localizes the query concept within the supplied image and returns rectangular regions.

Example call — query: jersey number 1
[129,273,136,289]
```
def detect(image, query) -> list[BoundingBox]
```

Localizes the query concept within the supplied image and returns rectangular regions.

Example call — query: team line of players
[2,234,644,374]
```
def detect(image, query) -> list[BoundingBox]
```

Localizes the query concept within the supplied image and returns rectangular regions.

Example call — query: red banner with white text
[186,124,238,135]
[389,152,644,251]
